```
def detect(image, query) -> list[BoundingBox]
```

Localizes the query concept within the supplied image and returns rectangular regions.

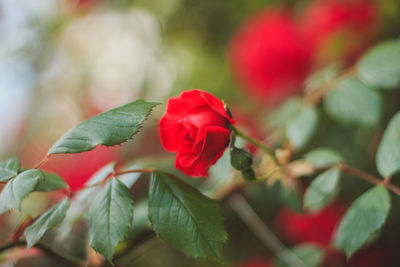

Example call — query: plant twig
[114,168,155,176]
[33,155,51,169]
[0,241,82,266]
[339,163,400,196]
[305,66,356,105]
[228,193,305,267]
[232,126,278,164]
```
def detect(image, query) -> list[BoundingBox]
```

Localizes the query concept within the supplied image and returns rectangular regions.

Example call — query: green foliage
[128,199,150,238]
[275,244,323,267]
[148,171,227,261]
[304,168,341,212]
[358,40,400,89]
[305,64,341,94]
[25,198,70,250]
[230,147,253,171]
[241,168,256,181]
[334,185,390,257]
[324,78,382,127]
[304,148,342,168]
[48,100,159,154]
[0,157,20,181]
[376,111,400,178]
[35,172,68,192]
[286,105,318,150]
[268,98,302,128]
[88,178,134,262]
[277,182,303,213]
[0,169,43,214]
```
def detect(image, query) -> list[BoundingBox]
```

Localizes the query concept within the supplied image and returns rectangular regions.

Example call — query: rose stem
[229,193,305,267]
[339,163,400,196]
[33,154,51,169]
[231,127,277,161]
[0,241,80,265]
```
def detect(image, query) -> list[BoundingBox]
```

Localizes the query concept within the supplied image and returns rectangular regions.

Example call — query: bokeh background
[1,0,400,266]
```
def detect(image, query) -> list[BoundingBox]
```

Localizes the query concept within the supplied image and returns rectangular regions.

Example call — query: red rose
[159,89,234,177]
[301,0,379,64]
[229,8,313,103]
[275,203,346,247]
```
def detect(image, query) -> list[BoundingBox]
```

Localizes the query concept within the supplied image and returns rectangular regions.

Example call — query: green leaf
[275,244,323,267]
[269,98,302,128]
[35,172,68,192]
[304,148,342,168]
[277,182,303,213]
[334,185,390,257]
[25,198,70,250]
[304,168,341,212]
[241,168,256,181]
[376,111,400,178]
[305,64,341,94]
[0,169,43,214]
[88,178,133,262]
[128,199,150,239]
[0,157,20,181]
[286,105,318,150]
[324,78,382,127]
[357,40,400,89]
[48,100,159,154]
[148,171,227,261]
[230,147,253,171]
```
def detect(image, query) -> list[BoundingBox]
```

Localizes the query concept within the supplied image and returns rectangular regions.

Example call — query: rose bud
[159,89,234,177]
[229,8,313,103]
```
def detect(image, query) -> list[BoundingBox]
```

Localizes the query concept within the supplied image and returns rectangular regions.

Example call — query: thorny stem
[113,168,155,176]
[0,241,81,265]
[339,163,400,196]
[71,168,155,195]
[33,154,51,169]
[305,66,357,105]
[229,193,306,267]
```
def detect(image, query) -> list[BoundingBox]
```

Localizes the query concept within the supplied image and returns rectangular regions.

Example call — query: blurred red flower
[275,203,392,266]
[229,8,313,103]
[302,0,379,64]
[239,258,273,267]
[275,203,346,247]
[67,0,97,10]
[43,146,119,192]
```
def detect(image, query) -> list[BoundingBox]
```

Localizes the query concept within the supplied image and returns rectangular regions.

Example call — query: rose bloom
[275,203,392,266]
[229,8,313,103]
[302,0,379,64]
[159,89,234,177]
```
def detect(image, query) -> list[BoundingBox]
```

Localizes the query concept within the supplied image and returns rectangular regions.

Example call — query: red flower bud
[159,89,234,177]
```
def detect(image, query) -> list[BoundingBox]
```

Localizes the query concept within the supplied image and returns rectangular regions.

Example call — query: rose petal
[198,90,234,124]
[159,115,193,152]
[175,126,230,177]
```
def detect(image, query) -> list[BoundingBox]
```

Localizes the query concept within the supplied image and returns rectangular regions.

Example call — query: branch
[339,163,400,196]
[228,193,306,267]
[0,241,82,265]
[305,66,356,105]
[33,155,51,169]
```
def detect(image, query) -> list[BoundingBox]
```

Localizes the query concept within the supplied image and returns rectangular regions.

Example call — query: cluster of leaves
[0,100,227,263]
[268,38,400,260]
[1,39,400,265]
